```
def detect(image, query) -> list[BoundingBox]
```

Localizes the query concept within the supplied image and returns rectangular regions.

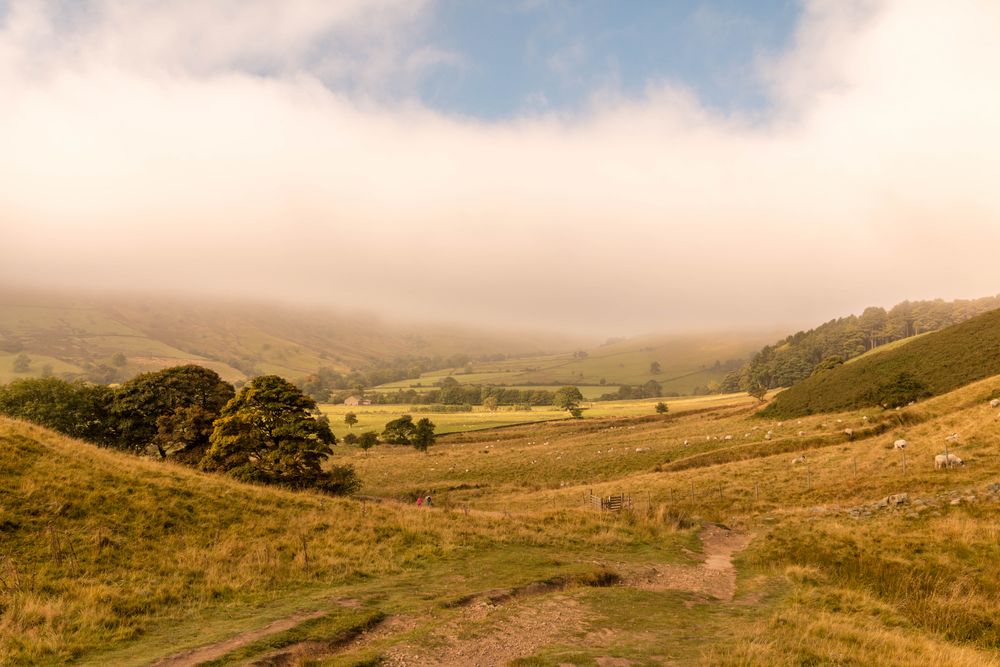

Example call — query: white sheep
[764,431,773,440]
[991,398,1000,408]
[935,453,964,469]
[945,433,960,444]
[894,439,908,449]
[844,428,854,437]
[791,455,807,465]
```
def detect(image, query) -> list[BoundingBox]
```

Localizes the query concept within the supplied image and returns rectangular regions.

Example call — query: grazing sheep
[724,435,733,441]
[682,439,690,447]
[862,415,869,422]
[945,433,960,444]
[894,439,908,449]
[844,428,854,437]
[797,430,806,437]
[791,455,807,465]
[935,453,964,469]
[991,398,1000,408]
[765,431,773,440]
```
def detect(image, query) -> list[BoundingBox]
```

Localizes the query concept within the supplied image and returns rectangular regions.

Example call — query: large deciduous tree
[112,365,235,458]
[201,375,358,494]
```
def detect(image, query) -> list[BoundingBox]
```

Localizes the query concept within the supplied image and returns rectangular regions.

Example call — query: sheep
[935,453,964,469]
[724,434,733,441]
[791,455,807,465]
[844,428,854,437]
[797,430,806,437]
[894,439,908,449]
[991,398,1000,408]
[764,431,773,440]
[945,433,960,444]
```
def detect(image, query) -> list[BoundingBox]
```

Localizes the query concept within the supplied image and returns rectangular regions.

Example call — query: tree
[12,353,30,373]
[110,352,127,367]
[748,382,768,403]
[655,401,669,414]
[412,418,436,452]
[202,375,358,494]
[554,386,583,412]
[344,411,358,429]
[0,377,116,445]
[482,395,499,412]
[112,365,235,457]
[649,361,661,374]
[358,431,378,455]
[381,415,416,444]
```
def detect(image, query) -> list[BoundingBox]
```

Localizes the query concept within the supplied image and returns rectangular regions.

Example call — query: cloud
[2,0,999,334]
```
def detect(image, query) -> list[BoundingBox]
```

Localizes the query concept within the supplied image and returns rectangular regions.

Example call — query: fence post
[853,457,857,479]
[902,450,907,475]
[754,482,759,502]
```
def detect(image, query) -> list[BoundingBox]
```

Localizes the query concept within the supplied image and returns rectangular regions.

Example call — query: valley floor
[4,376,1000,665]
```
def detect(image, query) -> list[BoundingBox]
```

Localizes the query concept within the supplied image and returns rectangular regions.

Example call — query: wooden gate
[586,491,632,512]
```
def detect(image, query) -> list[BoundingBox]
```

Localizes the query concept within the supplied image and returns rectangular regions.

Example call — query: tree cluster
[0,367,359,495]
[598,380,664,401]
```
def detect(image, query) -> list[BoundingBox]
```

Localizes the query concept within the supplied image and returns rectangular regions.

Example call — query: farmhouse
[343,395,372,406]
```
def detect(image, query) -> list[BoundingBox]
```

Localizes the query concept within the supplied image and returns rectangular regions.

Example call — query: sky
[1,0,999,335]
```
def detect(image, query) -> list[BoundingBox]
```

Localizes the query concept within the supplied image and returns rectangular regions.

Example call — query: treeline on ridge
[726,295,1000,393]
[760,306,1000,417]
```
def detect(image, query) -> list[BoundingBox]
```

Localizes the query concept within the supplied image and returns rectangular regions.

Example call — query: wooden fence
[586,490,633,512]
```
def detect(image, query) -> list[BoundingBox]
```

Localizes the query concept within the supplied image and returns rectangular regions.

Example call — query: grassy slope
[6,372,1000,663]
[764,307,1000,417]
[347,375,1000,665]
[373,330,780,396]
[0,289,580,384]
[0,418,701,665]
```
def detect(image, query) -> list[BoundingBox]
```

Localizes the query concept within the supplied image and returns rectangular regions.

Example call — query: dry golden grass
[5,373,1000,663]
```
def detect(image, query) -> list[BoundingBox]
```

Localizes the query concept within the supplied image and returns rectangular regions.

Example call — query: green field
[321,393,756,438]
[372,330,780,396]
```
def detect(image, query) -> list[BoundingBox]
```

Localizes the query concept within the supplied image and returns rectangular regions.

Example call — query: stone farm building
[344,395,372,406]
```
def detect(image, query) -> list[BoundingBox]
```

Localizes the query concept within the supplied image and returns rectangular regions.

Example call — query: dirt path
[149,609,329,667]
[627,523,752,601]
[368,524,753,666]
[149,525,751,666]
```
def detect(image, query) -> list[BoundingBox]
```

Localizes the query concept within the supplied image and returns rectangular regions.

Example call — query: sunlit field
[319,392,757,438]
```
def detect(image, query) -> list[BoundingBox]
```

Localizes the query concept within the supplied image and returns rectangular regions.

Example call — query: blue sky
[4,1,1000,332]
[412,1,800,119]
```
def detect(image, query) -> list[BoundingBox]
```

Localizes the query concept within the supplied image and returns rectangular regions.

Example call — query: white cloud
[2,0,999,333]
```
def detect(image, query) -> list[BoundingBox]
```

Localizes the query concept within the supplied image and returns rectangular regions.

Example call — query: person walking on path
[416,495,423,507]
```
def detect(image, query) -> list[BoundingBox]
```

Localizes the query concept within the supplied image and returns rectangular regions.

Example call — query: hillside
[762,307,1000,417]
[6,369,1000,663]
[736,295,1000,392]
[373,329,781,397]
[0,288,581,385]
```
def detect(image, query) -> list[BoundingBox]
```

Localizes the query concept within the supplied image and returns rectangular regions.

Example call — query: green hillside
[373,330,780,396]
[763,307,1000,417]
[738,295,1000,392]
[0,289,580,385]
